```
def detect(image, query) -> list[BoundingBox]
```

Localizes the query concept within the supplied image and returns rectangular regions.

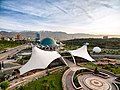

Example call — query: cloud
[0,0,120,35]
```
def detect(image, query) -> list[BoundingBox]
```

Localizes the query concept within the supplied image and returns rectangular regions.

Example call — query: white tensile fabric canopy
[68,45,95,62]
[19,46,67,75]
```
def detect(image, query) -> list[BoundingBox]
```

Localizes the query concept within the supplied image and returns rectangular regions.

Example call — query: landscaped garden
[17,55,31,65]
[101,65,120,75]
[16,67,68,90]
[17,74,62,90]
[80,63,120,75]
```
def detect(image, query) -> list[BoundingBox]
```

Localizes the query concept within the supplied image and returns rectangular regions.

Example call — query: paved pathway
[65,70,75,90]
[62,59,86,90]
[65,59,75,67]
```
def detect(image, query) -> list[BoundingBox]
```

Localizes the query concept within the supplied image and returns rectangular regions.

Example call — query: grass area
[80,63,120,74]
[17,67,68,90]
[17,74,63,90]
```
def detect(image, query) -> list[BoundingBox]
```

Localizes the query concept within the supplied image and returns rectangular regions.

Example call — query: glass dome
[40,37,57,46]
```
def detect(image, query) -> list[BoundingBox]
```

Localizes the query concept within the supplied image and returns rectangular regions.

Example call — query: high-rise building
[35,33,40,41]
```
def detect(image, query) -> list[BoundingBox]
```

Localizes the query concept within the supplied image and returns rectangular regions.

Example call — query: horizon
[0,0,120,35]
[1,29,120,36]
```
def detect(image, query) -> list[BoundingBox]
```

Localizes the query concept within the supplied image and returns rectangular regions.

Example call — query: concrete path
[64,59,75,67]
[62,59,86,90]
[65,70,75,90]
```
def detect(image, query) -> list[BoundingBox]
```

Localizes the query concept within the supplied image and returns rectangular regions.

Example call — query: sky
[0,0,120,35]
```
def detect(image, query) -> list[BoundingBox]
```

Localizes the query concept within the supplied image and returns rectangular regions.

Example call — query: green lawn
[17,74,63,90]
[80,63,120,75]
[16,67,69,90]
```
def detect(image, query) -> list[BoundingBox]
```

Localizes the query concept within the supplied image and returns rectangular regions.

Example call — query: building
[35,33,40,41]
[39,37,62,51]
[15,34,23,40]
[103,36,108,39]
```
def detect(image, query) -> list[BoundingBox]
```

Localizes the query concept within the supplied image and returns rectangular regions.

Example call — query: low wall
[62,68,70,90]
[71,71,82,90]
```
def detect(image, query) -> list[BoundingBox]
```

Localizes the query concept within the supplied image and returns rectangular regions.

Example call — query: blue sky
[0,0,120,35]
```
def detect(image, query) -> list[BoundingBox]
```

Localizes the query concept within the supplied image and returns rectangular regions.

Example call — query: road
[0,65,22,73]
[0,44,28,61]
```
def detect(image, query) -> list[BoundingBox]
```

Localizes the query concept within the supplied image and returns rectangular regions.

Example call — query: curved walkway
[62,59,118,90]
[63,69,75,90]
[62,65,86,90]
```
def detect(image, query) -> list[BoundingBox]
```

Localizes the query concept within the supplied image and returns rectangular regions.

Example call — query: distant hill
[0,28,120,40]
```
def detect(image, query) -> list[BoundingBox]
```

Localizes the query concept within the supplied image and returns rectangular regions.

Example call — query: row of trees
[62,38,120,49]
[0,40,22,52]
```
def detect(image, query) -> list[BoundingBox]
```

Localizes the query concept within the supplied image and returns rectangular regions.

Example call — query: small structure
[93,47,101,53]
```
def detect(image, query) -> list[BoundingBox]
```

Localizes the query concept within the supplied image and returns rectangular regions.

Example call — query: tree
[1,61,4,68]
[94,67,99,74]
[0,81,10,90]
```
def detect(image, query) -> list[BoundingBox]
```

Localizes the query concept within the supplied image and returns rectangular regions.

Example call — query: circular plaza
[78,74,113,90]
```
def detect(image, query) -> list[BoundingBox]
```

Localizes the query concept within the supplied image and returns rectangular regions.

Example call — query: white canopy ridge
[19,46,67,75]
[68,45,95,62]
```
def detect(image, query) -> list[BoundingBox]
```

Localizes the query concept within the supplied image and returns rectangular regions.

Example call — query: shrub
[94,67,99,74]
[0,81,10,90]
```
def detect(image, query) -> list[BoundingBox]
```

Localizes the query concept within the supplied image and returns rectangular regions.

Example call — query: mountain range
[0,28,120,40]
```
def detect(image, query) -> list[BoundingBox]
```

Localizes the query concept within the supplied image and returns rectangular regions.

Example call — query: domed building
[40,37,57,46]
[93,47,101,53]
[39,37,62,51]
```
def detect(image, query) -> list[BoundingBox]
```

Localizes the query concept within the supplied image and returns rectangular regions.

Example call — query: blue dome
[40,37,57,46]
